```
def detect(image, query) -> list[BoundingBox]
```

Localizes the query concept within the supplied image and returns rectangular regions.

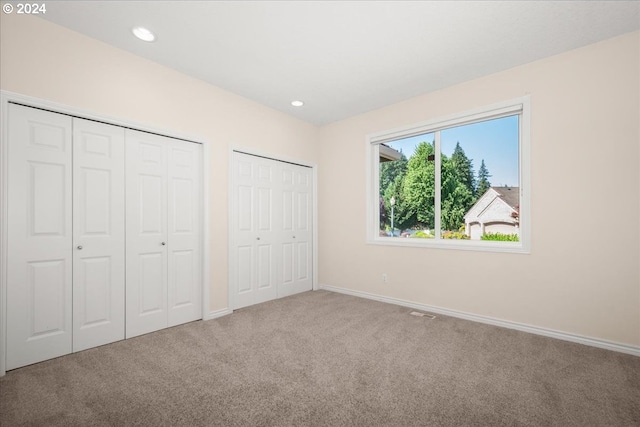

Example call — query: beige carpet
[1,290,639,426]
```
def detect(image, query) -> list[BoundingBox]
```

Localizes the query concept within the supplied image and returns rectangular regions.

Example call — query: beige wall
[318,31,640,346]
[0,14,320,312]
[2,13,638,347]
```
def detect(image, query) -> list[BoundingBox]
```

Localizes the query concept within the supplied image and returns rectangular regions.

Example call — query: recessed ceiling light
[291,100,304,107]
[132,26,156,42]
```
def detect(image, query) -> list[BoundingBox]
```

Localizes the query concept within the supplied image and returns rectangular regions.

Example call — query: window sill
[367,236,530,254]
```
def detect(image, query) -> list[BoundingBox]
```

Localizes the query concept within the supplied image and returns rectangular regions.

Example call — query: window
[367,97,530,253]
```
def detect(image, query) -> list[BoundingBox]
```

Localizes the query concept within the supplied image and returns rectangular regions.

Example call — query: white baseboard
[318,284,640,357]
[203,308,233,321]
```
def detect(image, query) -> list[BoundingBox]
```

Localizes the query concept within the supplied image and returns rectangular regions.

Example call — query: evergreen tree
[441,155,474,231]
[450,142,476,196]
[476,159,491,196]
[400,142,435,229]
[438,142,476,231]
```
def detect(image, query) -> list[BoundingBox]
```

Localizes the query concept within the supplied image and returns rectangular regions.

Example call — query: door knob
[77,245,83,250]
[257,237,261,240]
[161,242,166,246]
[293,236,296,239]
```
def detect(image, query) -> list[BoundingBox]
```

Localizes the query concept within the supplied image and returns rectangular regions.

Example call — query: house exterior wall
[464,189,519,240]
[467,189,498,219]
[469,224,483,240]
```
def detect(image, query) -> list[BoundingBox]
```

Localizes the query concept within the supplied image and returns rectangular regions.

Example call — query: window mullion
[434,130,441,239]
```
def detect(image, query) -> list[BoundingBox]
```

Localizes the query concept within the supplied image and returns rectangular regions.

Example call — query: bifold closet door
[6,104,202,368]
[232,152,279,309]
[278,163,313,298]
[167,140,203,327]
[125,130,169,338]
[126,130,202,338]
[72,118,125,352]
[231,152,313,310]
[6,104,73,370]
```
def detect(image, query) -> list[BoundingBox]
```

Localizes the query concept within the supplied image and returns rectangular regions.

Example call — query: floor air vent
[410,311,436,319]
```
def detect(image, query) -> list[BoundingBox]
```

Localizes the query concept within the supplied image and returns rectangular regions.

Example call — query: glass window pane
[440,115,519,241]
[379,133,435,238]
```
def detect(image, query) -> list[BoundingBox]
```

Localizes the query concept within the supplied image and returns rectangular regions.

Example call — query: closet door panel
[6,104,73,370]
[231,152,279,309]
[231,153,256,309]
[294,166,313,290]
[72,119,125,352]
[278,164,313,298]
[253,158,279,304]
[125,130,168,338]
[167,140,202,327]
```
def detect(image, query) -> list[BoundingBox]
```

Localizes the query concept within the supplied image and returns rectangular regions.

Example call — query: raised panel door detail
[282,190,294,231]
[237,246,253,293]
[282,243,294,285]
[140,143,162,165]
[77,256,111,327]
[297,243,309,281]
[257,187,272,231]
[258,165,271,182]
[171,148,192,170]
[297,192,309,231]
[81,133,111,157]
[282,169,294,186]
[172,178,193,233]
[238,160,252,178]
[171,250,194,307]
[80,168,111,236]
[27,260,67,339]
[28,121,67,152]
[238,186,253,231]
[257,244,272,289]
[297,170,309,187]
[140,175,163,234]
[29,161,66,236]
[140,252,164,315]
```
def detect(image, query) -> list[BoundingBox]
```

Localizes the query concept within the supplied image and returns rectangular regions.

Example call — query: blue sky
[387,115,519,187]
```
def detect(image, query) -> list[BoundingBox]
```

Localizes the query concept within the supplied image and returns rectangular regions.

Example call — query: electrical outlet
[382,273,388,283]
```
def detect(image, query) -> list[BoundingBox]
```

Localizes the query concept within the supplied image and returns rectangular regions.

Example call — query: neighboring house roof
[379,144,402,162]
[464,187,519,223]
[493,186,519,211]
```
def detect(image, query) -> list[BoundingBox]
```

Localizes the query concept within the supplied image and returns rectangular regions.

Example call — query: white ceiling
[40,1,640,125]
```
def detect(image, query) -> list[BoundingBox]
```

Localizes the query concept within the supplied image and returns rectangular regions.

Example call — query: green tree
[379,152,407,195]
[438,143,476,231]
[400,142,435,229]
[450,142,476,195]
[476,159,491,196]
[440,154,474,231]
[379,152,407,228]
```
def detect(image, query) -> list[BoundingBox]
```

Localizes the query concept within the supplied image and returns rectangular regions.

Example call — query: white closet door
[72,119,125,352]
[232,152,279,309]
[125,130,168,338]
[279,164,313,298]
[167,140,202,326]
[6,104,73,370]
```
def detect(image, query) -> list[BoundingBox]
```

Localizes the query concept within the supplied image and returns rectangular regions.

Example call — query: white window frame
[366,96,530,253]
